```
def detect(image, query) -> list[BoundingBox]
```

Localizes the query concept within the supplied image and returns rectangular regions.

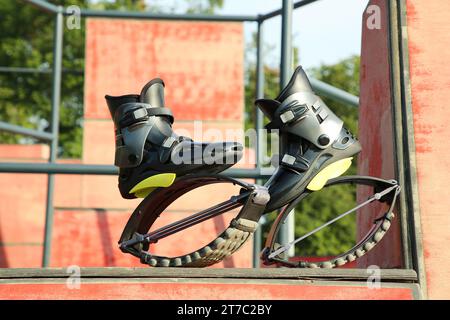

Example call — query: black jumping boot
[106,78,243,199]
[256,66,361,212]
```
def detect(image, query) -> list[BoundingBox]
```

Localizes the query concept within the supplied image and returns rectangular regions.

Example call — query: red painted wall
[84,19,244,121]
[0,281,416,300]
[357,0,403,269]
[406,0,450,299]
[0,145,49,267]
[357,0,450,298]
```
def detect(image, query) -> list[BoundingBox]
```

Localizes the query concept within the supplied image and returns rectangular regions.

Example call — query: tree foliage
[0,0,86,157]
[0,0,223,158]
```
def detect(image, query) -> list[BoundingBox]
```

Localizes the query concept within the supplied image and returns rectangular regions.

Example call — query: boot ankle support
[117,103,174,128]
[113,102,175,168]
[263,92,344,149]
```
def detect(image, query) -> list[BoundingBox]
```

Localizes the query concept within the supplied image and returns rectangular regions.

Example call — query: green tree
[184,0,224,14]
[0,0,223,158]
[0,0,87,157]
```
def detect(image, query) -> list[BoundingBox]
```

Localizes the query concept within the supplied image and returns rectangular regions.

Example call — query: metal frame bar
[310,78,359,107]
[388,0,411,272]
[0,66,83,74]
[253,19,265,268]
[277,0,295,253]
[1,0,361,268]
[0,121,54,141]
[259,0,321,21]
[25,0,59,13]
[389,0,427,298]
[0,162,273,179]
[42,7,64,267]
[75,9,257,22]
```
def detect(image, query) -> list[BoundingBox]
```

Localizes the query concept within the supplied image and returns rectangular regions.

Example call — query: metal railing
[0,0,359,267]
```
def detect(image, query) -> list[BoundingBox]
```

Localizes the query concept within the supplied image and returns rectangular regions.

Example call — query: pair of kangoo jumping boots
[105,66,361,210]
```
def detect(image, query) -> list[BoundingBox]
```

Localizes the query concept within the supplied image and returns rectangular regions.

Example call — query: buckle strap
[281,153,310,172]
[118,103,174,128]
[265,101,308,131]
[146,107,174,122]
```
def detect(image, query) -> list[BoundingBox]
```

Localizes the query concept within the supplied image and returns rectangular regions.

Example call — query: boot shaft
[256,66,344,152]
[105,79,175,168]
[105,77,244,199]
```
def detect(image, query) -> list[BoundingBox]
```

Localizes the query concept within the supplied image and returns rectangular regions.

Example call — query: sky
[221,0,369,68]
[150,0,370,69]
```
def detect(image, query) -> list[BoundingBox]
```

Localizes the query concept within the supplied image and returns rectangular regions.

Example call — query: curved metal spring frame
[261,176,401,268]
[118,174,400,268]
[118,175,270,267]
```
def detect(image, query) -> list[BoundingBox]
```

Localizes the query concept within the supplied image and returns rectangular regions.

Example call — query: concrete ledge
[0,267,417,282]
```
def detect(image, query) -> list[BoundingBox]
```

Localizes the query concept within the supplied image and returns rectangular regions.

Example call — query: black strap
[279,153,310,172]
[118,103,174,128]
[265,101,308,132]
[146,107,173,119]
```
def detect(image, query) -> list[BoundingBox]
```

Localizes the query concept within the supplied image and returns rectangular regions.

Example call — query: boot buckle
[279,102,308,125]
[281,154,310,172]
